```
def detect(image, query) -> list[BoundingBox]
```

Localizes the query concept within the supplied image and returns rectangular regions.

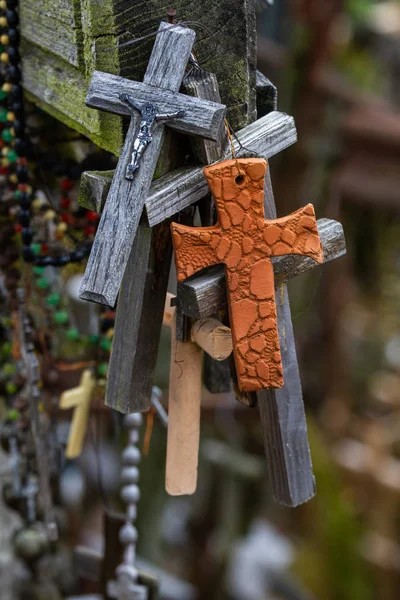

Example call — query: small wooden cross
[60,369,96,459]
[171,157,324,392]
[79,22,226,307]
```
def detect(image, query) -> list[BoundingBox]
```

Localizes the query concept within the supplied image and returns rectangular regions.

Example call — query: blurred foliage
[293,418,374,600]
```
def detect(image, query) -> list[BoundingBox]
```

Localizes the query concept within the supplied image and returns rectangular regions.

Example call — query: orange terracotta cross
[171,158,324,392]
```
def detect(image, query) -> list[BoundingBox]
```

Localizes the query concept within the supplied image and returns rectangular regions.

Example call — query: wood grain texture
[110,0,257,130]
[86,71,226,141]
[256,169,316,507]
[79,23,196,306]
[171,158,323,392]
[177,218,346,319]
[78,111,297,223]
[105,219,172,413]
[20,0,82,67]
[166,313,202,495]
[182,70,227,164]
[191,317,232,361]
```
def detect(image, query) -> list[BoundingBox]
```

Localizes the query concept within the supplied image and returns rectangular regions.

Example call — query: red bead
[61,214,70,223]
[61,178,73,191]
[0,166,8,175]
[14,224,22,233]
[84,225,96,235]
[17,157,27,166]
[60,197,70,209]
[18,183,28,192]
[86,211,98,222]
[41,243,48,253]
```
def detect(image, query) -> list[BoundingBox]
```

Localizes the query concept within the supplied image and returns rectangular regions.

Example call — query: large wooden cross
[79,22,225,307]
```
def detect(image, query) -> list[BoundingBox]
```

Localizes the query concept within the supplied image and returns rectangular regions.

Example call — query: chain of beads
[0,0,94,267]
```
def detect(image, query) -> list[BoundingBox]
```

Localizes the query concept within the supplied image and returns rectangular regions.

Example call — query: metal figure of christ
[171,158,324,392]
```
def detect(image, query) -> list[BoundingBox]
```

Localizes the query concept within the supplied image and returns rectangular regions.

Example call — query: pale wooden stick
[191,318,232,361]
[166,313,202,495]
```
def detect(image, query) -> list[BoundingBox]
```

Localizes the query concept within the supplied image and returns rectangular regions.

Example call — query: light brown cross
[171,157,324,392]
[60,369,96,459]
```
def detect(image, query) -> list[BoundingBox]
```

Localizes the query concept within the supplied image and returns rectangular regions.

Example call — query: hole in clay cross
[235,173,245,185]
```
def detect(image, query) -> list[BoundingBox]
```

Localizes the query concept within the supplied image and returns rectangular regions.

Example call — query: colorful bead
[7,408,20,421]
[0,34,9,45]
[36,277,50,289]
[7,149,17,162]
[31,242,41,255]
[32,266,44,275]
[53,310,69,325]
[66,327,79,341]
[44,209,56,221]
[46,293,60,306]
[0,108,7,123]
[97,363,108,377]
[1,128,13,142]
[5,381,17,395]
[100,337,112,352]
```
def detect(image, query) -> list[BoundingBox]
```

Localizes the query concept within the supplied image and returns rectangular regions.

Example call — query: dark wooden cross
[79,22,225,307]
[171,157,324,393]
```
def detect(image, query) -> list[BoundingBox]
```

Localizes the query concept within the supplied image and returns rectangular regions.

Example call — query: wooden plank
[105,219,172,413]
[86,71,226,141]
[257,171,315,506]
[79,23,197,306]
[165,314,202,495]
[109,0,257,130]
[177,218,346,319]
[20,0,82,67]
[78,111,297,221]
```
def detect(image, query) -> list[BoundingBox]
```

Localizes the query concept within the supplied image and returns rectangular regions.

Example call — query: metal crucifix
[79,22,226,307]
[119,94,184,180]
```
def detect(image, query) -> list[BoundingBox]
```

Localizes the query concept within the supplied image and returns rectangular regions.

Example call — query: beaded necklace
[0,0,93,267]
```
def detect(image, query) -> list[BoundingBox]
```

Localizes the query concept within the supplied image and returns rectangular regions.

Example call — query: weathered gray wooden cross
[79,22,226,307]
[79,28,346,507]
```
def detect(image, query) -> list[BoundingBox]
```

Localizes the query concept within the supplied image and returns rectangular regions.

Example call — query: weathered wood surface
[166,314,203,496]
[21,0,257,152]
[256,171,316,506]
[86,70,226,141]
[177,218,346,319]
[79,23,200,306]
[79,111,297,221]
[105,219,172,413]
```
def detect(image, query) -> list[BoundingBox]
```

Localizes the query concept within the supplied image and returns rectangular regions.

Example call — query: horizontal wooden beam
[86,70,226,141]
[79,110,297,223]
[177,218,346,319]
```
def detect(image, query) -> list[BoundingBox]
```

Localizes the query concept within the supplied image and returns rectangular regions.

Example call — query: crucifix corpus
[79,22,226,307]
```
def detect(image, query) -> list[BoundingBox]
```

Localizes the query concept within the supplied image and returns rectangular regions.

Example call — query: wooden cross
[59,369,96,459]
[171,157,324,392]
[79,22,226,307]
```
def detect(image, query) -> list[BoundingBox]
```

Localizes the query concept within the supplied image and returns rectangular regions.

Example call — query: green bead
[2,341,11,355]
[89,335,99,345]
[100,337,112,352]
[1,129,13,143]
[66,327,79,341]
[97,363,108,377]
[7,149,17,162]
[46,293,60,306]
[5,381,17,395]
[0,90,7,100]
[31,243,41,255]
[33,266,44,275]
[36,277,49,289]
[3,362,16,375]
[7,408,20,421]
[0,108,7,123]
[53,310,69,325]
